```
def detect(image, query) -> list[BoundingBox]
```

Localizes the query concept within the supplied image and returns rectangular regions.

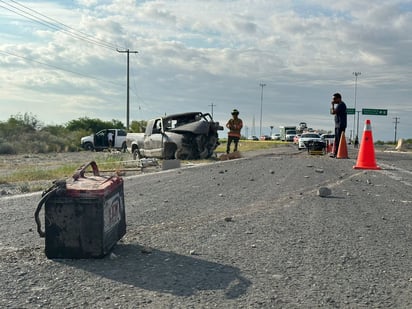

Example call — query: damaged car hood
[168,120,210,135]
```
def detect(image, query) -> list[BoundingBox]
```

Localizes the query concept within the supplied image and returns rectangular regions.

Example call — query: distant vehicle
[293,134,301,144]
[298,122,307,132]
[279,126,296,141]
[81,129,127,152]
[285,129,297,142]
[260,135,271,141]
[321,134,335,143]
[298,133,323,150]
[247,135,259,141]
[271,133,281,140]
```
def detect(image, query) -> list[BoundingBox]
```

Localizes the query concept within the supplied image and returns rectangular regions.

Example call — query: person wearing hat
[226,109,243,154]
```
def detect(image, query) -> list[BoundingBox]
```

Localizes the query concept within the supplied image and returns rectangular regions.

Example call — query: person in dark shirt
[330,93,347,158]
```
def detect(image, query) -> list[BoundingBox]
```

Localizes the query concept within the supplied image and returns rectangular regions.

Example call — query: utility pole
[208,102,216,118]
[117,49,138,130]
[353,72,361,141]
[259,82,266,137]
[393,116,400,144]
[356,110,361,145]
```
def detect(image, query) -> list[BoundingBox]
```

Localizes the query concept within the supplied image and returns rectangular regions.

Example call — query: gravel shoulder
[1,145,412,308]
[0,145,296,196]
[0,151,157,196]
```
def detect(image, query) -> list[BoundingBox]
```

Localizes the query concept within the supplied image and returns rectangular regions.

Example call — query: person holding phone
[330,93,347,158]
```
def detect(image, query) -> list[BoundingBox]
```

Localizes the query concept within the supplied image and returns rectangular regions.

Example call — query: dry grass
[0,141,285,188]
[216,139,287,153]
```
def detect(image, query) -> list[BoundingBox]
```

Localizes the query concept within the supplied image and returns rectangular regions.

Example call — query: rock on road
[0,146,412,308]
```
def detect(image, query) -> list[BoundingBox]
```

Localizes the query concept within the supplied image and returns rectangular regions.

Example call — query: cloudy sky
[1,0,411,141]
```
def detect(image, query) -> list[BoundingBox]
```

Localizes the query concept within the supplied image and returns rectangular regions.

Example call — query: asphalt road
[1,146,411,308]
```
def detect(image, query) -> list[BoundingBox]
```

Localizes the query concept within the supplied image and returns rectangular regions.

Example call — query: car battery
[35,161,126,259]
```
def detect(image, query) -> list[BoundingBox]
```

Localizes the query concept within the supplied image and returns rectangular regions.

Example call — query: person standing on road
[330,92,347,158]
[226,109,243,154]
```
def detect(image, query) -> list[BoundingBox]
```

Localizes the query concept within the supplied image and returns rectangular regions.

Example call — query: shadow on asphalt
[56,243,251,298]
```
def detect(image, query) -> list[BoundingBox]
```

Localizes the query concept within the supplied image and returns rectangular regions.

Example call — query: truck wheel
[133,148,143,160]
[198,148,209,159]
[174,148,189,160]
[164,144,177,160]
[121,142,127,153]
[84,142,94,151]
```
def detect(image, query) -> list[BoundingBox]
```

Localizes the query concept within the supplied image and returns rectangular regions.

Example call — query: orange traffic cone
[326,140,333,153]
[336,131,348,159]
[331,140,336,155]
[353,119,381,170]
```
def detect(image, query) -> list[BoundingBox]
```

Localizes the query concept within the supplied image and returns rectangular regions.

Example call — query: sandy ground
[0,151,142,196]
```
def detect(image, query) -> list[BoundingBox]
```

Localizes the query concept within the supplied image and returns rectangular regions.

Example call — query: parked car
[81,128,127,152]
[293,134,301,144]
[271,133,281,140]
[285,129,297,142]
[320,133,335,152]
[298,133,324,150]
[260,135,272,141]
[247,135,259,141]
[321,134,335,144]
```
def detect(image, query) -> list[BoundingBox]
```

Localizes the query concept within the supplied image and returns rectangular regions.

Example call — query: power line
[0,0,130,87]
[0,49,123,88]
[1,0,142,121]
[0,0,124,51]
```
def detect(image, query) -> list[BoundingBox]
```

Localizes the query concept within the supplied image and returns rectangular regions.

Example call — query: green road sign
[346,108,355,115]
[362,108,388,116]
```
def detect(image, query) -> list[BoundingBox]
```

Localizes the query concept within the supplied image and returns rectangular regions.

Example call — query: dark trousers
[227,136,240,153]
[334,127,346,155]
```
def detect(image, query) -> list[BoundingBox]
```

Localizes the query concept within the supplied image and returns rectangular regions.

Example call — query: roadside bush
[0,142,17,155]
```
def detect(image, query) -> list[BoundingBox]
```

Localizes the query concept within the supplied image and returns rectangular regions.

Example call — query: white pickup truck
[81,129,127,151]
[126,112,223,160]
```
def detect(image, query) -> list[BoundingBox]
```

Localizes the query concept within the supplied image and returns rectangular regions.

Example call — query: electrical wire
[0,0,141,108]
[0,0,124,51]
[0,49,123,88]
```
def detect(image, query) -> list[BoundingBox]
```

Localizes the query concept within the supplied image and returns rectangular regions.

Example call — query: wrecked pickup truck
[126,112,223,160]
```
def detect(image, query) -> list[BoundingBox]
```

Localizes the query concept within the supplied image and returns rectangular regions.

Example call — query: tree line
[0,113,147,155]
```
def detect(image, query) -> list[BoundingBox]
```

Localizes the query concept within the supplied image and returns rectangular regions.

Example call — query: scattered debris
[318,187,332,197]
[219,151,241,161]
[140,158,159,168]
